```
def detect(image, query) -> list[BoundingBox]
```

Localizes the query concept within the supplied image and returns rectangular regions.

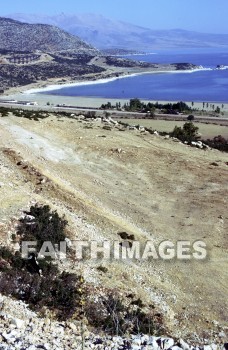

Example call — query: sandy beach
[1,66,228,113]
[3,91,228,115]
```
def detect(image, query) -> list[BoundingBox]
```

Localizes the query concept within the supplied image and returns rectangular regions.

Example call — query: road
[1,100,228,125]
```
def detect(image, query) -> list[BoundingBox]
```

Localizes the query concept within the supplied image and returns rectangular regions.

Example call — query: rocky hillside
[0,17,99,54]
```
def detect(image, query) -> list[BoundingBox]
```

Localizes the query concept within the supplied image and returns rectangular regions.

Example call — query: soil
[0,113,227,339]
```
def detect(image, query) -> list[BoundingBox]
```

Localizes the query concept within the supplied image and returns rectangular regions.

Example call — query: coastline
[1,66,228,112]
[23,66,212,95]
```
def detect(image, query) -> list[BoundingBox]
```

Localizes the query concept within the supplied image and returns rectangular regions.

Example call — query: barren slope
[0,114,227,339]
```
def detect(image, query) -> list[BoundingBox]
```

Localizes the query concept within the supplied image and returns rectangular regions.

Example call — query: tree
[149,107,156,119]
[187,115,194,121]
[129,98,143,111]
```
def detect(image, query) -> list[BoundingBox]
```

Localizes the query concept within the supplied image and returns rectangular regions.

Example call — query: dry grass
[120,118,228,139]
[0,113,227,339]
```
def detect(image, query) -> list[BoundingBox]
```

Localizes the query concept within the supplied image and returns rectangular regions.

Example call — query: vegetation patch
[85,288,165,336]
[0,205,83,320]
[170,122,200,143]
[0,204,165,335]
[204,135,228,152]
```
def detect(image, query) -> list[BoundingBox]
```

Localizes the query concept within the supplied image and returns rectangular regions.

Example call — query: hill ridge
[0,16,99,54]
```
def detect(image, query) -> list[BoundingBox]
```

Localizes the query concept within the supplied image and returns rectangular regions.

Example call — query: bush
[0,107,9,117]
[17,204,68,251]
[0,205,84,320]
[170,122,199,143]
[85,289,164,336]
[203,135,228,152]
[0,265,83,320]
[187,114,194,121]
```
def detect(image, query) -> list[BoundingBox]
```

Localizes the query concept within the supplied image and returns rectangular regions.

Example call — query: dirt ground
[0,113,227,340]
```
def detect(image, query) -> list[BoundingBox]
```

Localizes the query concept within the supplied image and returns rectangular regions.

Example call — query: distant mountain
[0,17,99,54]
[7,13,228,50]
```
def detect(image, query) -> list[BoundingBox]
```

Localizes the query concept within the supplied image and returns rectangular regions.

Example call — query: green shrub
[17,204,68,251]
[170,122,199,143]
[0,204,84,320]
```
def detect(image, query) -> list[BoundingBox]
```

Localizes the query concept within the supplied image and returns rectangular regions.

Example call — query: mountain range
[0,17,98,54]
[7,13,228,50]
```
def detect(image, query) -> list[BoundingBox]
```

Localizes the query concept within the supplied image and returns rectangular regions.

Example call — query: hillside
[7,13,228,50]
[0,109,227,347]
[0,17,99,54]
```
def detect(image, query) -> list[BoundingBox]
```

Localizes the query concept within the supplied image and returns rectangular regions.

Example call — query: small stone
[68,322,78,331]
[11,317,24,329]
[27,346,37,350]
[179,338,190,350]
[219,332,226,338]
[2,330,18,343]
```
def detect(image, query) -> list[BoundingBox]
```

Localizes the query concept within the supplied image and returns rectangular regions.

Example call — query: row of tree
[101,99,224,115]
[101,98,192,114]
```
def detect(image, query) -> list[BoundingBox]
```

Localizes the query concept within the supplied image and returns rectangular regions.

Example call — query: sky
[1,0,228,34]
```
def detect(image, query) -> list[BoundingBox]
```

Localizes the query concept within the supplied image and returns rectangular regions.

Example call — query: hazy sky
[2,0,228,34]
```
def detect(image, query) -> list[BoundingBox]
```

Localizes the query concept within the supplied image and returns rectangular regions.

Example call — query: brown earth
[0,113,227,340]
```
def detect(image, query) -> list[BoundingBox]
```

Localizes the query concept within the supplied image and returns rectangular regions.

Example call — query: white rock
[171,346,183,350]
[131,336,141,346]
[27,346,37,350]
[65,237,72,247]
[219,332,226,338]
[204,345,218,350]
[141,334,150,343]
[149,336,160,349]
[112,336,123,343]
[179,339,190,350]
[163,338,175,349]
[2,330,18,342]
[11,317,25,329]
[131,345,141,350]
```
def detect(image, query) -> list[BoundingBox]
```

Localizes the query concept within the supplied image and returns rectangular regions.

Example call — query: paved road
[0,100,228,125]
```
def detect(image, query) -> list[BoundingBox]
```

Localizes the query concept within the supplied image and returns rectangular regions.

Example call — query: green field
[120,119,228,139]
